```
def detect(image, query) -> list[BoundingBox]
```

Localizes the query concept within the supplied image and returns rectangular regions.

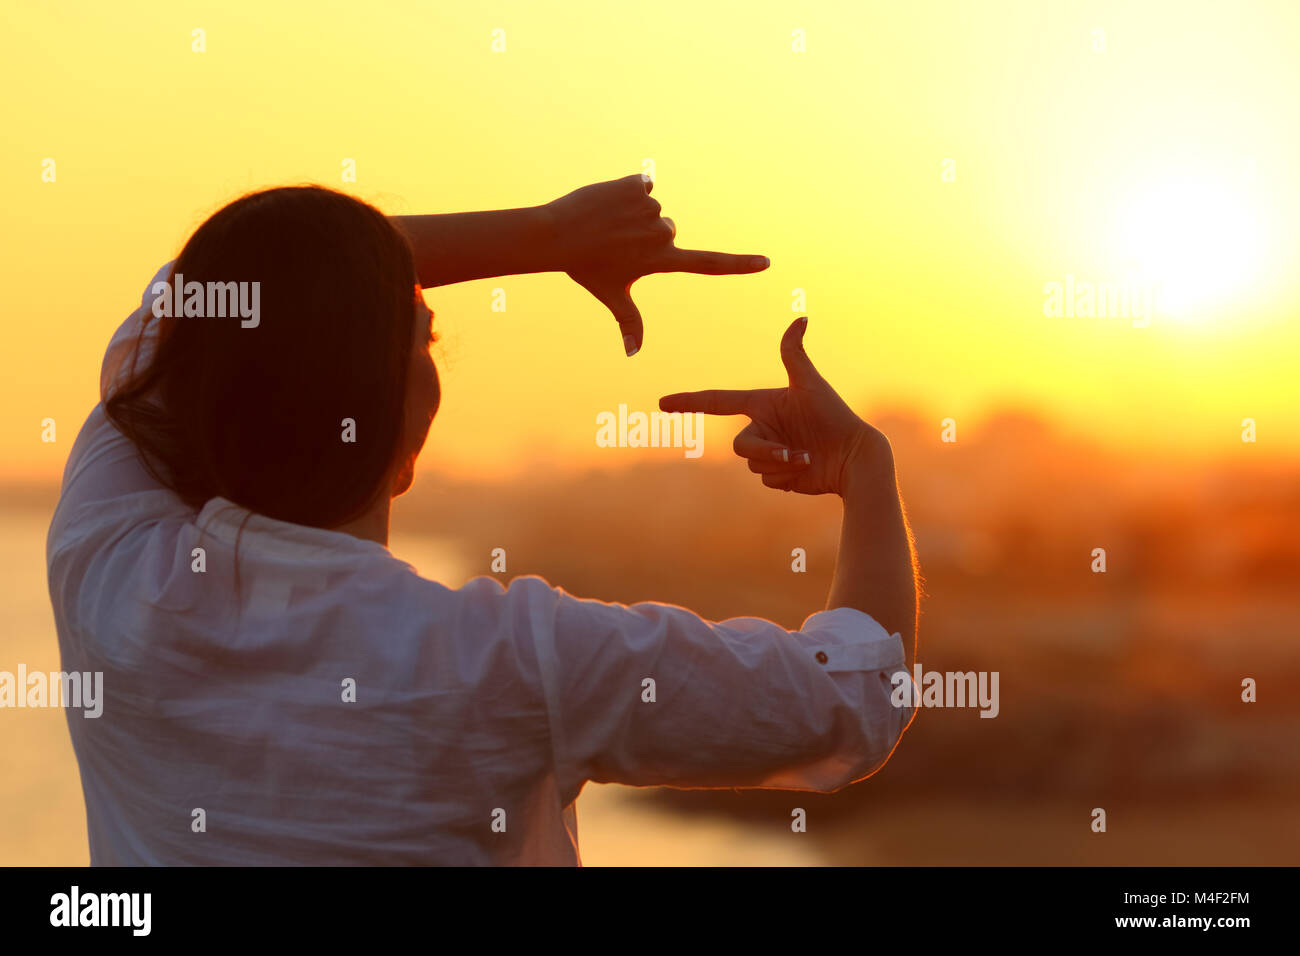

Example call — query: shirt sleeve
[48,262,185,571]
[55,260,175,502]
[504,575,915,804]
[98,260,175,402]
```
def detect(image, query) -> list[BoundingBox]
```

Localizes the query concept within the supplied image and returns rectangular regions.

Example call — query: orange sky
[3,0,1298,483]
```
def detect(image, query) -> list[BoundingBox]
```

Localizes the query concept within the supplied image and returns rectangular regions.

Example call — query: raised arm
[389,206,557,286]
[390,174,769,355]
[660,316,919,671]
[832,431,919,673]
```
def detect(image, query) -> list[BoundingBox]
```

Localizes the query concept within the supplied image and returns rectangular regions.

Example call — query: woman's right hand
[659,317,893,496]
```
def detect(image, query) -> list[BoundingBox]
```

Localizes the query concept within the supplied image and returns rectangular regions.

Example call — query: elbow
[827,681,914,791]
[847,708,911,787]
[791,702,912,795]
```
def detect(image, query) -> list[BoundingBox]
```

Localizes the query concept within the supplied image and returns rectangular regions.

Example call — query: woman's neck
[332,497,391,546]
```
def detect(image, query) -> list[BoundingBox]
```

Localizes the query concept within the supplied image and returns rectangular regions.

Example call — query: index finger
[659,389,759,415]
[656,247,770,276]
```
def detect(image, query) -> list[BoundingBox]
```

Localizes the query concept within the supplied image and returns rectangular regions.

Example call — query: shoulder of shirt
[142,260,176,305]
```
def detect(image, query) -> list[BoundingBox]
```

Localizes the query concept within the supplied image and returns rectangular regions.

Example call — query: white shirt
[46,261,913,865]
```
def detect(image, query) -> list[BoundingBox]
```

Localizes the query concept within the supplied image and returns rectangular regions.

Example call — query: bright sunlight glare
[1117,175,1262,322]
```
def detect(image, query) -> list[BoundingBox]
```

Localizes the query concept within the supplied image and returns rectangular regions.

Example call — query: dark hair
[105,185,418,529]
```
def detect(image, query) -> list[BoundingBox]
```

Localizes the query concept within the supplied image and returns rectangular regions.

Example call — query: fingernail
[772,448,790,462]
[624,334,639,356]
[799,315,808,326]
[800,452,811,465]
[752,256,770,270]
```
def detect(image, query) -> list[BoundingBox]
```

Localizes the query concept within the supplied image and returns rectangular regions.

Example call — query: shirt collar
[194,496,392,567]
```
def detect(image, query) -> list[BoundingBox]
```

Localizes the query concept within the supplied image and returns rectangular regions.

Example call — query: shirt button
[815,651,829,664]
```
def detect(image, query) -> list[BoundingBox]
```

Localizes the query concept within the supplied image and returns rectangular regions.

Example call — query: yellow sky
[2,0,1298,482]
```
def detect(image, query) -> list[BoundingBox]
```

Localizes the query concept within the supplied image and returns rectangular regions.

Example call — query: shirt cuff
[798,606,905,672]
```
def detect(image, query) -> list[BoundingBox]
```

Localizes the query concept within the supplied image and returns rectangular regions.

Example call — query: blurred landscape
[3,406,1297,865]
[4,0,1300,870]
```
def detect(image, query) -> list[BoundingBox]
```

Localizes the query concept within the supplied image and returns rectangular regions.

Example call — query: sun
[1115,176,1262,322]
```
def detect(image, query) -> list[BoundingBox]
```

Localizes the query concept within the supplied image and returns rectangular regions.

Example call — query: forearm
[828,444,919,668]
[389,207,559,287]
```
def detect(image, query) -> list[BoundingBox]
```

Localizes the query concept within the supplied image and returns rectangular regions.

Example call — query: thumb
[579,276,643,356]
[780,316,819,386]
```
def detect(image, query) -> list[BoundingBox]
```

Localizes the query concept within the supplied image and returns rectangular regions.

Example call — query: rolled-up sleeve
[506,576,914,803]
[59,258,176,503]
[100,260,175,400]
[49,261,186,596]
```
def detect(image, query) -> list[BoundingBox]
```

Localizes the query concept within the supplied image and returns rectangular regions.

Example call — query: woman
[47,175,919,865]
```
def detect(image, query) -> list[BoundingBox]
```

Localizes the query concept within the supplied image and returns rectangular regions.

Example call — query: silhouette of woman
[47,175,917,864]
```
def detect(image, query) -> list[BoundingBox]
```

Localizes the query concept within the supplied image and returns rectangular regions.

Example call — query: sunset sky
[3,0,1298,482]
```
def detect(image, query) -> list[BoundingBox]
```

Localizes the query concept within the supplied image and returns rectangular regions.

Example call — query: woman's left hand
[542,174,769,356]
